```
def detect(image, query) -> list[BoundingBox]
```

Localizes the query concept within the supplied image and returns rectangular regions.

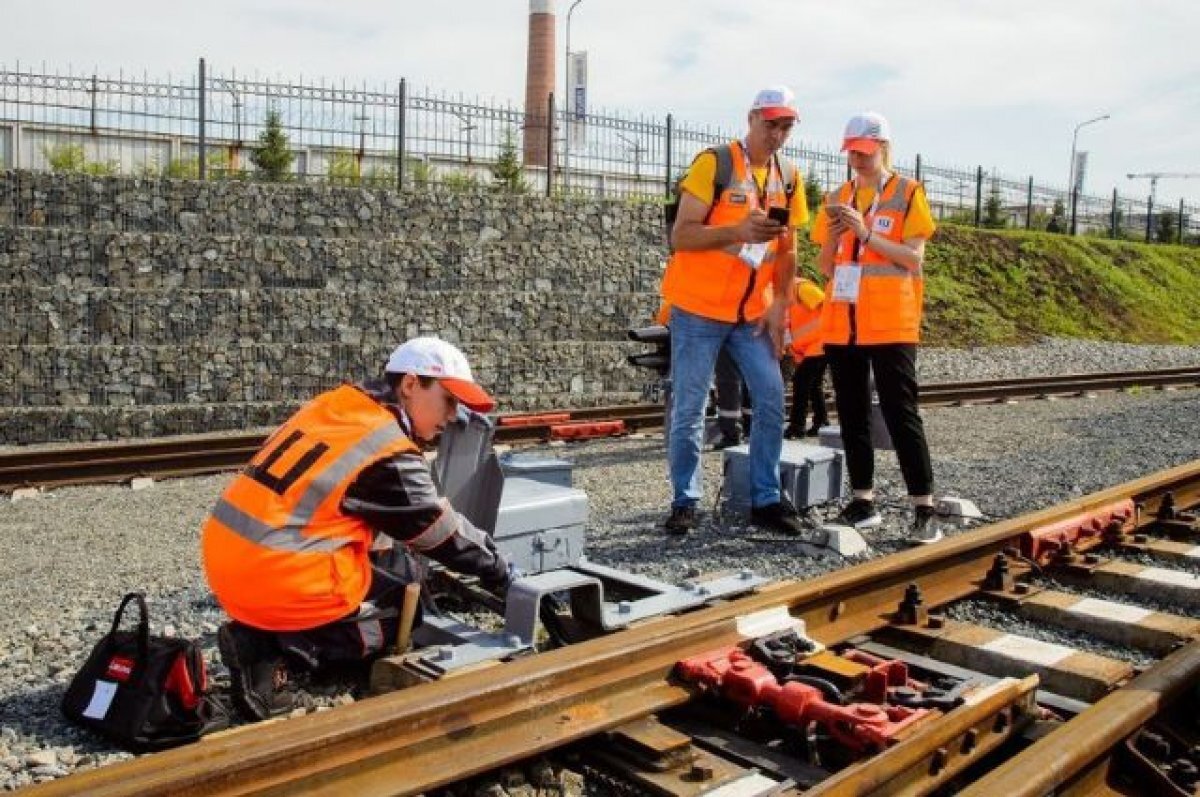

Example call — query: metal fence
[2,59,1196,244]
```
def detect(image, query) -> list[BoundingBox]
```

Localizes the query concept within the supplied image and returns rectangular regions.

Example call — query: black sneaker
[908,505,943,544]
[784,424,804,440]
[218,621,294,721]
[834,498,882,529]
[712,435,741,451]
[751,500,807,536]
[805,424,824,437]
[664,505,697,535]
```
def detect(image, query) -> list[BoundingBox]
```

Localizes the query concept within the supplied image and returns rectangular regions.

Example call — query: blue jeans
[668,308,784,509]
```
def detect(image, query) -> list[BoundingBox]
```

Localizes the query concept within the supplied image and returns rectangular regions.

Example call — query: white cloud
[2,0,1198,203]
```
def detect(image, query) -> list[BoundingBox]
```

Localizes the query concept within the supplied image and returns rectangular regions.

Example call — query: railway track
[24,459,1200,796]
[3,365,1199,493]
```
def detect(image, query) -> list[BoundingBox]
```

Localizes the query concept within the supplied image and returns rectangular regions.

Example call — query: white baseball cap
[841,111,891,155]
[385,337,496,413]
[750,85,799,121]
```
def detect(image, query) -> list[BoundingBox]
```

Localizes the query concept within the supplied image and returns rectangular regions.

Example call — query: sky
[3,0,1198,205]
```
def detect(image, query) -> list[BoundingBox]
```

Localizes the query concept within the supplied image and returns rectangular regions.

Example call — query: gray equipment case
[722,440,845,514]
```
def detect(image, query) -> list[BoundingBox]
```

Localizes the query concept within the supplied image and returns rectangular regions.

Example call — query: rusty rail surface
[25,458,1200,796]
[3,366,1198,492]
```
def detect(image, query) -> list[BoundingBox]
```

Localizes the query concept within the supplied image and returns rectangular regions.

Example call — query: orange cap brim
[440,377,496,413]
[760,106,798,121]
[842,137,881,155]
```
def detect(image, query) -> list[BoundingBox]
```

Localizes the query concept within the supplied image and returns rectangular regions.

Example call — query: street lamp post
[563,0,585,191]
[1067,113,1109,233]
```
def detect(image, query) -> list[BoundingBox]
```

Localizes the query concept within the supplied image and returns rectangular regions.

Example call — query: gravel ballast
[0,339,1198,789]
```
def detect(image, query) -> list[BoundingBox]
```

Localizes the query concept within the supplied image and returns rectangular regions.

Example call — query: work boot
[750,498,807,536]
[834,498,883,530]
[664,505,697,535]
[908,505,943,545]
[218,621,294,721]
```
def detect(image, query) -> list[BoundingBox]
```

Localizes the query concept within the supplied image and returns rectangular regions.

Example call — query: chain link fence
[2,60,1196,244]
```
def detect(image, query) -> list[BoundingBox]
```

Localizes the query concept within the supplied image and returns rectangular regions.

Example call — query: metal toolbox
[494,477,588,574]
[722,440,845,513]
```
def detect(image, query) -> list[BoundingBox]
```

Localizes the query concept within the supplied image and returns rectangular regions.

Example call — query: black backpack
[663,144,798,250]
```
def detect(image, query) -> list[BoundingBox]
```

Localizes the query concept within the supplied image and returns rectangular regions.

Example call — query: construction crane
[1125,172,1200,206]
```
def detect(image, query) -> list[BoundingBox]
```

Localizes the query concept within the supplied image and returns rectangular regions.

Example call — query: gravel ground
[0,340,1198,789]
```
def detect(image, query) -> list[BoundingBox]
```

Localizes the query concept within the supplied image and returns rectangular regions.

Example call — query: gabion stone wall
[0,172,668,444]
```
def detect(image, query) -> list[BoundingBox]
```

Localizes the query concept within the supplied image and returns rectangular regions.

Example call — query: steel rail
[25,458,1200,796]
[958,639,1200,797]
[3,367,1198,493]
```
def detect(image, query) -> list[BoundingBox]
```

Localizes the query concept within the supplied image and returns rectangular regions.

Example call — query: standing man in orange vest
[812,112,940,543]
[658,86,810,536]
[785,278,829,438]
[202,337,514,720]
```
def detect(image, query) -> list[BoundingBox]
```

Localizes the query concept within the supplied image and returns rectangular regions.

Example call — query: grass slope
[801,226,1200,346]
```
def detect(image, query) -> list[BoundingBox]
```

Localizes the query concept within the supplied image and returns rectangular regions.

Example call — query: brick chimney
[522,0,556,167]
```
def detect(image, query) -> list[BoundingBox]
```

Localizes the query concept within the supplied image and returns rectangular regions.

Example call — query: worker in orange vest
[202,337,514,720]
[785,279,828,438]
[812,112,940,544]
[658,86,810,536]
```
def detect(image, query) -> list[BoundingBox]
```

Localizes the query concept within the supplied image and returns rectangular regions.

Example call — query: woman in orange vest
[811,112,940,544]
[202,337,514,720]
[785,279,828,438]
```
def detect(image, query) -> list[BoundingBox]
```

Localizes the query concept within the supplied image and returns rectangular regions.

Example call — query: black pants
[824,343,933,496]
[274,549,419,669]
[789,355,828,429]
[714,347,752,438]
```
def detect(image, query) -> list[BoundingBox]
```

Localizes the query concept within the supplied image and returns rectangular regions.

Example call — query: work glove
[483,560,524,601]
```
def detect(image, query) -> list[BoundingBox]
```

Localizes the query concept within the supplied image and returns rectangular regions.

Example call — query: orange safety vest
[821,175,924,346]
[661,140,792,323]
[788,302,824,361]
[201,384,418,631]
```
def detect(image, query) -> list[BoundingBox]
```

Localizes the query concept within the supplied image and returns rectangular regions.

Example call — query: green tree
[443,170,480,191]
[327,150,361,185]
[43,144,117,176]
[1156,210,1179,244]
[250,110,295,181]
[803,172,823,217]
[490,128,528,194]
[1045,199,1066,233]
[982,182,1006,229]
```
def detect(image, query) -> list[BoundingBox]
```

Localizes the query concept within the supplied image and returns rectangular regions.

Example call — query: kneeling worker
[201,337,514,720]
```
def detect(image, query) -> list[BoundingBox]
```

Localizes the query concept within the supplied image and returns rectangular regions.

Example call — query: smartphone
[767,206,790,226]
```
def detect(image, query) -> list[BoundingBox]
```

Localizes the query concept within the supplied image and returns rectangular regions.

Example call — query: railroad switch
[895,583,929,626]
[675,647,930,753]
[1023,499,1135,564]
[1152,492,1200,539]
[1124,725,1200,796]
[984,552,1016,592]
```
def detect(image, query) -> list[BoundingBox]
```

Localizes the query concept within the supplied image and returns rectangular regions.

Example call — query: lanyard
[739,139,777,210]
[850,171,893,261]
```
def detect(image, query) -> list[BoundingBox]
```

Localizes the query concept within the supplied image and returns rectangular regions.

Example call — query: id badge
[832,264,862,303]
[738,242,769,268]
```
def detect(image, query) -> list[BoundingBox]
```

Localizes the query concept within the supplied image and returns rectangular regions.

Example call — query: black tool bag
[61,592,227,752]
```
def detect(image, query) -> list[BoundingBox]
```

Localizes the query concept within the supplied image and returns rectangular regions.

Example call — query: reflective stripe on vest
[202,384,420,631]
[210,421,406,553]
[406,497,461,552]
[660,140,792,323]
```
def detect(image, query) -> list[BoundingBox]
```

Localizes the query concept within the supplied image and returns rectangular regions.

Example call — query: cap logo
[758,90,784,105]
